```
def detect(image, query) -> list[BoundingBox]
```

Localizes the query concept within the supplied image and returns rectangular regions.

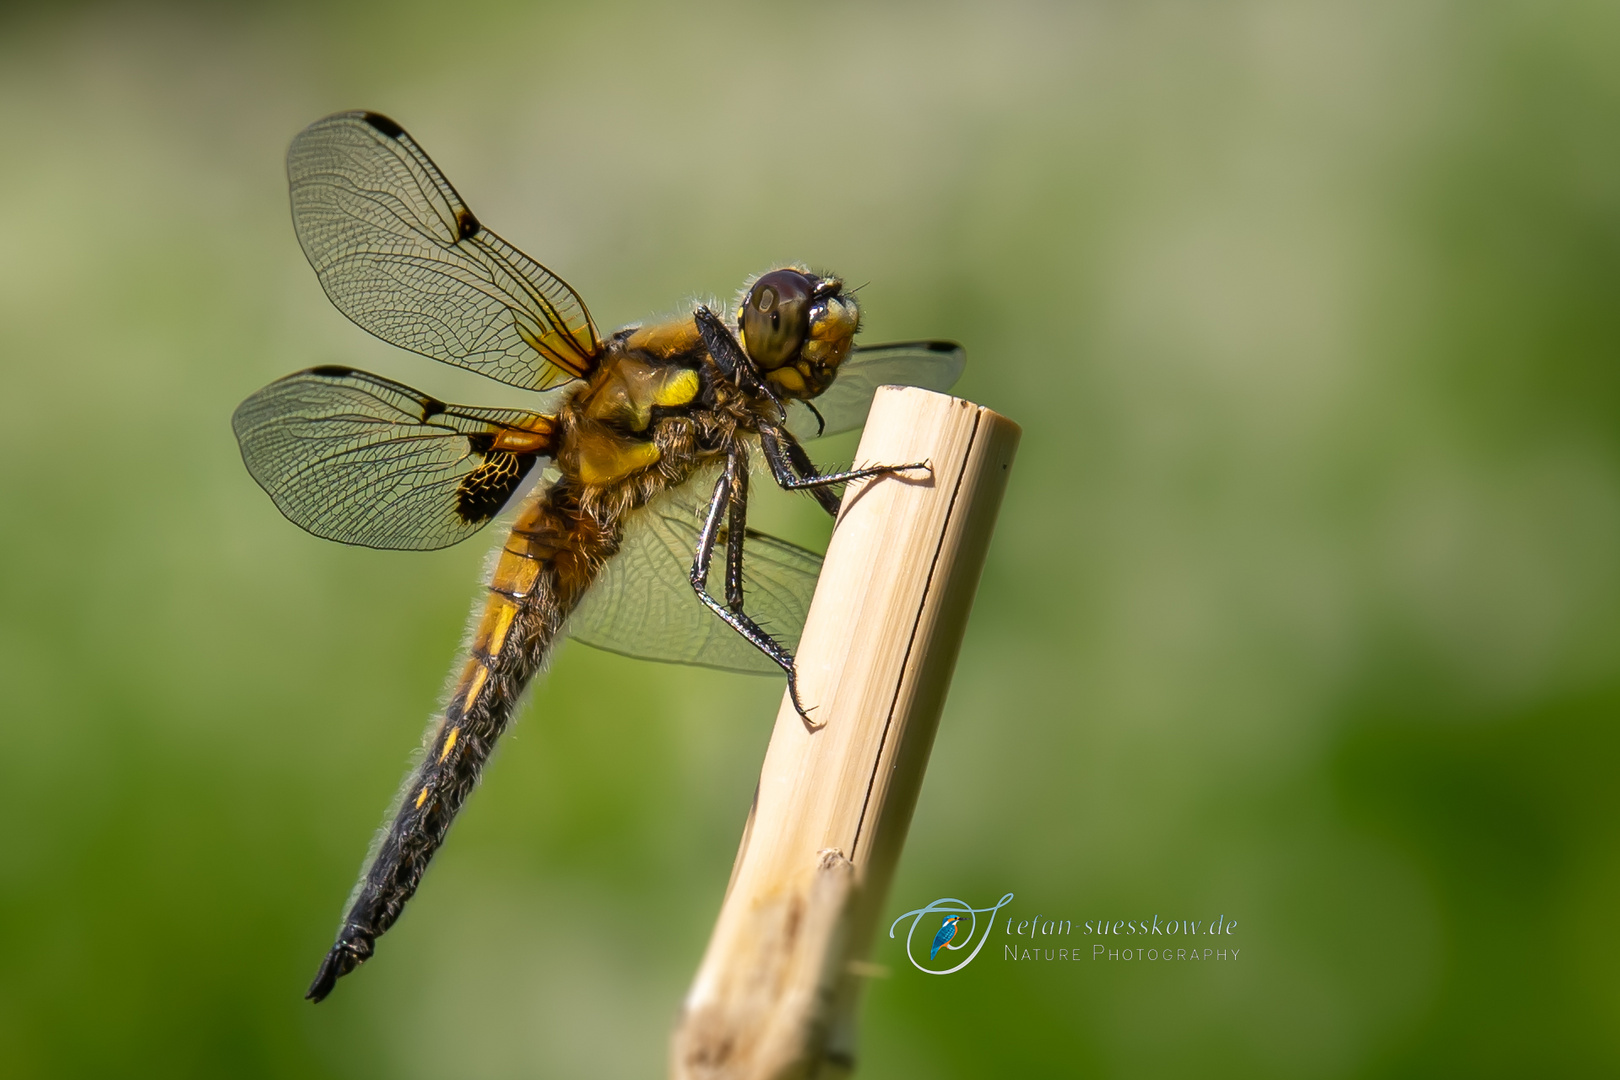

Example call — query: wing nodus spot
[456,209,480,240]
[455,451,536,524]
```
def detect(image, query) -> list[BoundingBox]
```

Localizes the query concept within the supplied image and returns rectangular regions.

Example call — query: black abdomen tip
[306,937,369,1003]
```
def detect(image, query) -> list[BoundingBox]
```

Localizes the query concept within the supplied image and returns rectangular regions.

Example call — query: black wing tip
[853,339,963,357]
[358,111,405,139]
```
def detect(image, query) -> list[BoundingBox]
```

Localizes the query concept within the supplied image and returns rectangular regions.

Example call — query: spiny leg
[689,451,818,725]
[766,425,840,516]
[694,306,788,421]
[725,443,748,613]
[759,424,929,517]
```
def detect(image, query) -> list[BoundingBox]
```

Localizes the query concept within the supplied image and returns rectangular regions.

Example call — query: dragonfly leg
[690,450,819,727]
[726,444,748,613]
[762,425,840,516]
[759,424,929,517]
[695,306,788,422]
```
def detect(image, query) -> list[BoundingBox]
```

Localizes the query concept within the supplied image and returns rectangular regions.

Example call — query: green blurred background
[4,1,1619,1076]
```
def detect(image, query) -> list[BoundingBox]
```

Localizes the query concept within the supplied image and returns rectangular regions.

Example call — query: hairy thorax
[552,318,761,524]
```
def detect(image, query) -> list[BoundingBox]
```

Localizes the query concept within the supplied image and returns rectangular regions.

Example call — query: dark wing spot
[361,112,405,138]
[420,397,447,420]
[465,431,495,454]
[924,340,961,353]
[454,452,535,524]
[455,209,480,240]
[308,364,356,377]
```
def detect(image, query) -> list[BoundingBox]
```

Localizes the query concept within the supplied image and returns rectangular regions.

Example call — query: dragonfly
[233,111,965,1003]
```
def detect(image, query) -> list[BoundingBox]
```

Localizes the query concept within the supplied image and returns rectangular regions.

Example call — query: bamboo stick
[671,387,1020,1080]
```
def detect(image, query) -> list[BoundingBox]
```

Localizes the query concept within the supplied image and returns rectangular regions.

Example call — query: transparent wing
[568,485,823,674]
[233,366,556,551]
[784,340,965,441]
[288,111,601,391]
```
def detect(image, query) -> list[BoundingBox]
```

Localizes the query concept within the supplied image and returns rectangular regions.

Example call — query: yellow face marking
[651,367,700,407]
[767,366,806,395]
[462,663,490,712]
[415,786,430,809]
[438,726,460,763]
[808,294,859,341]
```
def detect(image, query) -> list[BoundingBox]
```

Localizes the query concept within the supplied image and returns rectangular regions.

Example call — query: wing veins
[288,111,601,391]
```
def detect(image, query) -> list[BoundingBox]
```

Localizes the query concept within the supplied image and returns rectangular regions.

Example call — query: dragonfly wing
[288,111,602,391]
[568,485,823,674]
[233,366,557,551]
[784,340,965,441]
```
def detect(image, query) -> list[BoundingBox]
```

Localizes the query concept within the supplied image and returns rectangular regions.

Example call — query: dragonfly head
[737,267,860,401]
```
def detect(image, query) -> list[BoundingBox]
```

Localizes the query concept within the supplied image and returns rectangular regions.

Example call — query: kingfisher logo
[889,893,1015,974]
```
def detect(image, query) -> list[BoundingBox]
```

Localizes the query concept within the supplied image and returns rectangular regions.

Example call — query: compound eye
[741,269,813,370]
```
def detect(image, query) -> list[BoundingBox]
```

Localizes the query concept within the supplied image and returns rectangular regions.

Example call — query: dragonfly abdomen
[306,482,619,1002]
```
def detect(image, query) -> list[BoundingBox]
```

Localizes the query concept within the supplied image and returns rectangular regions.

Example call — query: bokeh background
[4,1,1619,1076]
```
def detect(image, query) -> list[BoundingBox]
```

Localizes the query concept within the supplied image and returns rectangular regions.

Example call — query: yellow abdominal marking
[493,549,542,598]
[415,786,430,809]
[476,599,518,658]
[438,726,460,763]
[463,664,489,711]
